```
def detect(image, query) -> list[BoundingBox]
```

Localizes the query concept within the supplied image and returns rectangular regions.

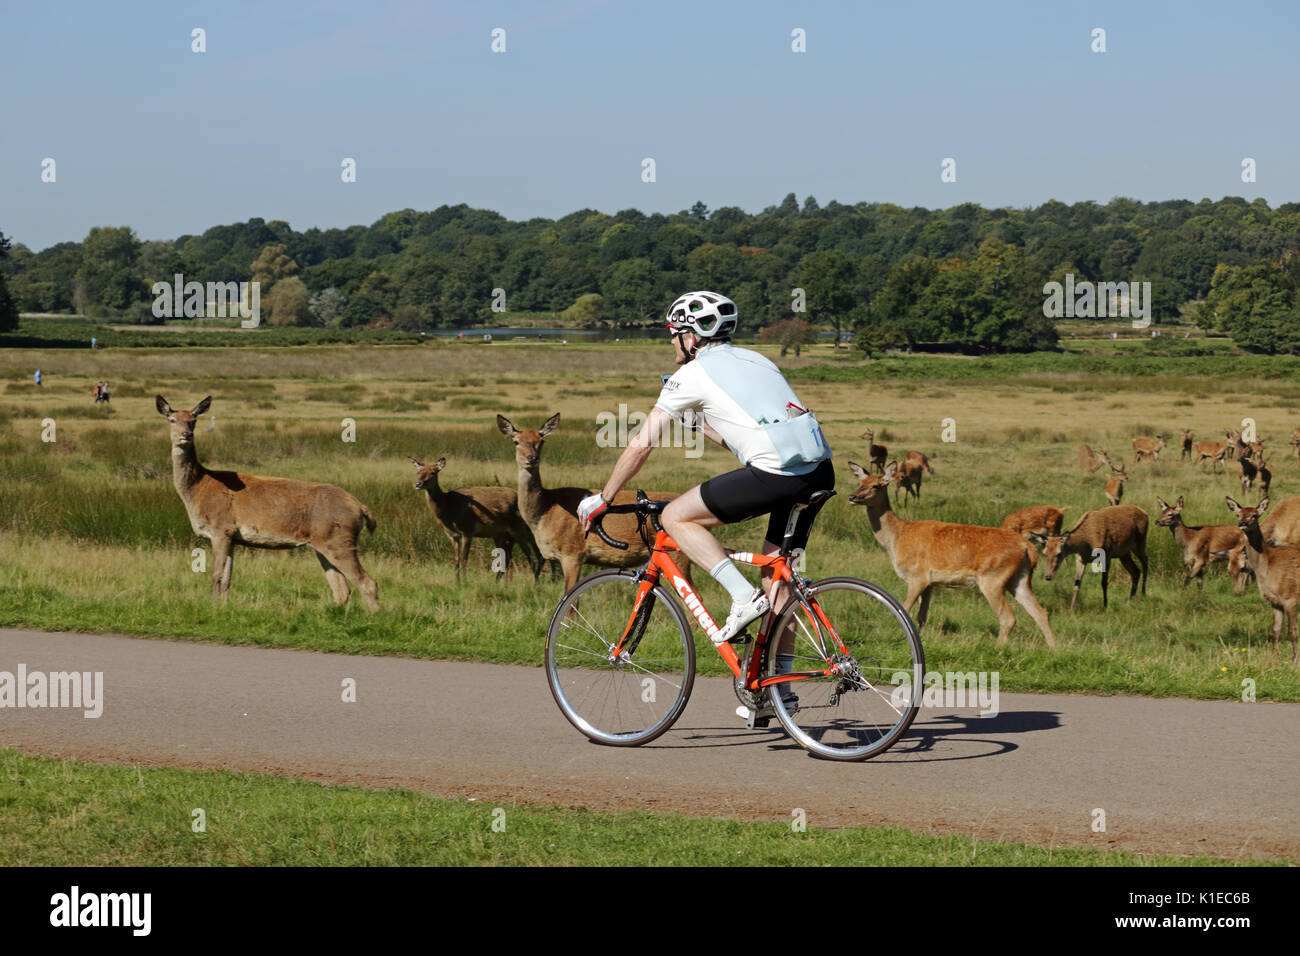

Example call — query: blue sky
[1,0,1295,250]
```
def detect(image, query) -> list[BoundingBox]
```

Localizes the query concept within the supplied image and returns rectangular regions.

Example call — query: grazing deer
[848,462,1056,647]
[1104,461,1128,506]
[1001,505,1071,543]
[1225,497,1300,663]
[497,413,683,591]
[1237,456,1258,498]
[1225,429,1243,461]
[1132,435,1167,463]
[1179,429,1194,461]
[1258,459,1272,499]
[1154,495,1245,590]
[1033,505,1149,610]
[891,457,925,506]
[1193,437,1229,471]
[904,450,935,476]
[408,456,542,581]
[1077,444,1111,473]
[859,427,888,474]
[156,396,379,610]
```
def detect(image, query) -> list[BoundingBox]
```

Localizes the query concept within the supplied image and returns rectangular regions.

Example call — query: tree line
[2,194,1297,352]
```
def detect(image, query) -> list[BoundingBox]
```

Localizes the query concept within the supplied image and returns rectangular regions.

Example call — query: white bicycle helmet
[665,291,738,339]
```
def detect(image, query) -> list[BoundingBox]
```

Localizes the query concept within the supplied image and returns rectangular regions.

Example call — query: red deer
[1289,428,1300,460]
[1154,495,1245,590]
[1001,505,1071,543]
[1077,444,1111,472]
[497,413,684,591]
[1225,497,1300,663]
[849,461,1056,647]
[1104,461,1128,506]
[891,457,925,506]
[904,450,935,475]
[1034,505,1149,610]
[1225,429,1243,461]
[1212,543,1255,597]
[1237,456,1258,498]
[1132,435,1167,463]
[1258,459,1272,499]
[1193,437,1229,471]
[156,396,378,610]
[407,456,542,581]
[859,427,888,474]
[1179,429,1194,461]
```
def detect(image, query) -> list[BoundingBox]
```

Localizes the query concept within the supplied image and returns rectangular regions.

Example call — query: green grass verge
[0,749,1271,866]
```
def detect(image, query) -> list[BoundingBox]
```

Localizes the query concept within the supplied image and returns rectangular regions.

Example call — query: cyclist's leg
[660,486,728,572]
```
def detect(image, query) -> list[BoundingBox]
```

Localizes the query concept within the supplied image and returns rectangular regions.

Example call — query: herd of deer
[154,396,1300,664]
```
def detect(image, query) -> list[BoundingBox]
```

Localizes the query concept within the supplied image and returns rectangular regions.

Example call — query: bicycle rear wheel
[764,577,923,761]
[545,569,695,746]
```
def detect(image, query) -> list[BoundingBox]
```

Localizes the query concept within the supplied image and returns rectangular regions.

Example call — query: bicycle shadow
[648,709,1062,763]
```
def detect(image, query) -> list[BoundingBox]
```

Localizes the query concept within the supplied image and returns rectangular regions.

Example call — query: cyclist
[579,290,834,673]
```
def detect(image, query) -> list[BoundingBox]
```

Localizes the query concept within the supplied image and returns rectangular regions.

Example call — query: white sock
[709,558,756,605]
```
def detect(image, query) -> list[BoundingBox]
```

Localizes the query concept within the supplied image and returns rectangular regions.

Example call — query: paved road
[1,628,1296,859]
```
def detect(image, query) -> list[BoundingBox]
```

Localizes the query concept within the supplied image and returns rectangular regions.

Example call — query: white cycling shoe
[712,589,770,646]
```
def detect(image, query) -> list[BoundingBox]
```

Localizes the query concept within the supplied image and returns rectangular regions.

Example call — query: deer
[1077,444,1111,473]
[1236,456,1258,498]
[407,456,542,581]
[891,456,925,506]
[1225,497,1300,663]
[848,461,1056,647]
[859,427,888,474]
[1179,429,1194,461]
[1132,434,1167,463]
[903,450,935,476]
[1289,428,1300,460]
[1192,436,1229,471]
[1258,459,1272,499]
[1001,505,1071,544]
[156,396,379,610]
[1104,461,1128,506]
[1032,505,1148,611]
[1154,495,1246,590]
[497,413,684,592]
[1224,429,1243,461]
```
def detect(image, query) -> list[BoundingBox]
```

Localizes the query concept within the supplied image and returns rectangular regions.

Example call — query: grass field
[0,749,1268,866]
[2,336,1300,703]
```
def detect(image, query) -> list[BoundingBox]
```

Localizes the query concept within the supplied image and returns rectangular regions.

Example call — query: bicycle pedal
[725,631,753,646]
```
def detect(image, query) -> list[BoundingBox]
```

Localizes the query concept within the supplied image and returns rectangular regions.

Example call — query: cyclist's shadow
[661,710,1062,763]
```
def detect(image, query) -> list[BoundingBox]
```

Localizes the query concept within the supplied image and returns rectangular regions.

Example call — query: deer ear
[192,396,212,417]
[1259,497,1270,514]
[1176,495,1184,509]
[434,457,446,470]
[1026,531,1046,546]
[407,456,423,468]
[540,413,560,437]
[847,461,868,481]
[496,414,516,437]
[156,396,172,416]
[883,461,899,480]
[1225,496,1241,514]
[1156,497,1167,510]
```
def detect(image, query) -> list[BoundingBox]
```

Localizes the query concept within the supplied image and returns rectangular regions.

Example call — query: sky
[1,0,1296,251]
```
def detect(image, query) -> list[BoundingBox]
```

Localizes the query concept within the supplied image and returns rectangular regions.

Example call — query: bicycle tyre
[545,569,696,746]
[764,576,923,761]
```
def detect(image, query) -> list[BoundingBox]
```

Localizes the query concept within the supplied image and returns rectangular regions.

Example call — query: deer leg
[315,551,351,605]
[560,555,583,593]
[210,535,233,603]
[1271,607,1283,662]
[493,535,513,581]
[979,575,1016,645]
[1012,572,1056,648]
[325,544,379,612]
[1289,606,1299,664]
[457,535,473,580]
[1137,545,1149,595]
[1118,554,1142,599]
[1071,555,1085,611]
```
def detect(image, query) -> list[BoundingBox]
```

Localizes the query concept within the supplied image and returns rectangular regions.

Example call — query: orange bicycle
[544,490,924,760]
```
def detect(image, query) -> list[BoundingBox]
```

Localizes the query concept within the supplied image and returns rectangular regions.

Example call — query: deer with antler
[157,395,379,609]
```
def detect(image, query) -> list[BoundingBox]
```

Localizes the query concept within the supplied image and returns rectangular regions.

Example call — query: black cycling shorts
[698,458,835,550]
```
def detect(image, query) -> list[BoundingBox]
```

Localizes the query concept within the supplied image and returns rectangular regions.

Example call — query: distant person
[34,370,41,387]
[91,336,97,350]
[93,382,101,403]
[102,381,111,403]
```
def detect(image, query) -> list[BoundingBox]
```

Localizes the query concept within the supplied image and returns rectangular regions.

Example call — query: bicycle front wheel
[764,577,923,761]
[545,569,695,746]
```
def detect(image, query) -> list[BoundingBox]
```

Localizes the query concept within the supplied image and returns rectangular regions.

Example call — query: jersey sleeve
[654,366,704,422]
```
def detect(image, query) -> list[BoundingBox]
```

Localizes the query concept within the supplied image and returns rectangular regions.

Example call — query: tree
[265,276,312,326]
[602,258,660,322]
[758,318,815,356]
[308,287,347,327]
[0,232,18,332]
[250,243,299,291]
[794,250,857,348]
[74,226,141,315]
[561,292,604,325]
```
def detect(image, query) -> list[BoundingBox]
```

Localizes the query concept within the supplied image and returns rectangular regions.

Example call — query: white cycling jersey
[654,342,831,476]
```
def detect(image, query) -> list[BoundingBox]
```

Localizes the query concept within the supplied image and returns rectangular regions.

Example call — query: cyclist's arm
[599,406,671,502]
[698,420,727,448]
